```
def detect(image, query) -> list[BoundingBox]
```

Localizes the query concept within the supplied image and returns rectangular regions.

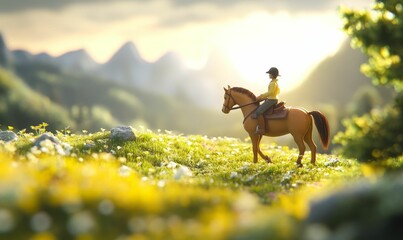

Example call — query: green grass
[0,126,402,240]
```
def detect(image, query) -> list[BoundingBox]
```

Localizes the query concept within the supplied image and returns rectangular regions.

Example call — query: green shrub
[334,94,403,162]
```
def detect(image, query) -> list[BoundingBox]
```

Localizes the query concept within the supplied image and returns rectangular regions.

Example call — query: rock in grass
[33,133,72,155]
[110,126,136,142]
[33,133,62,148]
[0,131,18,142]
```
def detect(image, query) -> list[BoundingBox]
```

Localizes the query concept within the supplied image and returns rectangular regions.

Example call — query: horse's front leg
[249,133,259,163]
[257,135,271,163]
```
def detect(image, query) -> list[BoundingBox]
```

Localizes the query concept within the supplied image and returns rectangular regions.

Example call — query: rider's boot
[256,115,266,135]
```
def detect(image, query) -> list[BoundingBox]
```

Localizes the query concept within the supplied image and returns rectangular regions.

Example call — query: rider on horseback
[252,67,280,134]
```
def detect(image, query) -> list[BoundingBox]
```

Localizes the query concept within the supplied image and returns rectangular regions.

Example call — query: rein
[229,101,262,110]
[243,108,257,124]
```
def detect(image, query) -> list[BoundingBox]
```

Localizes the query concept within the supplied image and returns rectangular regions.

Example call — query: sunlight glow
[211,11,346,93]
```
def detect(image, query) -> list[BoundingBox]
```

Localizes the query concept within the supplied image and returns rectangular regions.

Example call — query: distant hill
[99,42,152,88]
[0,66,74,131]
[0,34,13,68]
[282,40,394,108]
[55,49,99,72]
[149,52,186,95]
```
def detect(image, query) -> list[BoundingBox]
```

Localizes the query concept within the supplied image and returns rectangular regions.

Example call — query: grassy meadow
[0,125,402,240]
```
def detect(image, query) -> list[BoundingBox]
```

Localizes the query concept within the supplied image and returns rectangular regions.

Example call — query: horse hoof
[311,161,316,166]
[262,156,271,163]
[297,163,303,168]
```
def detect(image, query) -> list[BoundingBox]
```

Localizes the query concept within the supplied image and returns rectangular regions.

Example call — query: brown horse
[222,86,329,167]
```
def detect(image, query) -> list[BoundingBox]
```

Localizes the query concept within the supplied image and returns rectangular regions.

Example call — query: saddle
[263,101,289,119]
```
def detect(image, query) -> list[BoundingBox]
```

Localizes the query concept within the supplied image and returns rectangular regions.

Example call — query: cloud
[0,0,372,67]
[0,0,372,13]
[0,0,135,13]
[0,0,372,32]
[172,0,336,12]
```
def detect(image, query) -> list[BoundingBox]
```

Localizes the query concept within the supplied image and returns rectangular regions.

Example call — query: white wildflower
[118,157,127,163]
[31,212,52,232]
[157,180,166,188]
[325,158,339,167]
[174,166,193,180]
[0,209,15,232]
[55,144,65,155]
[118,165,132,177]
[98,199,114,215]
[167,161,178,169]
[67,211,95,235]
[230,172,238,179]
[30,146,42,155]
[62,143,72,155]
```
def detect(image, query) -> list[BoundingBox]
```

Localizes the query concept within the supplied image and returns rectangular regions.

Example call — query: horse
[222,86,330,167]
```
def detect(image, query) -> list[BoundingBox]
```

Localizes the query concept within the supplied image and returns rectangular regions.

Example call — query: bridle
[222,89,236,112]
[223,89,263,122]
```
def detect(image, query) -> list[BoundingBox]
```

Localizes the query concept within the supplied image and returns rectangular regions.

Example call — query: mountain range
[6,37,244,110]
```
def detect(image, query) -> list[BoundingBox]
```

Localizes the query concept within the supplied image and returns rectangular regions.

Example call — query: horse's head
[222,85,235,114]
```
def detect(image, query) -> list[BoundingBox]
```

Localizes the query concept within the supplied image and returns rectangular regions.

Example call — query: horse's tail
[309,111,330,149]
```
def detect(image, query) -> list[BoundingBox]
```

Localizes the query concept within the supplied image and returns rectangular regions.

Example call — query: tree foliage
[341,0,403,90]
[336,0,403,162]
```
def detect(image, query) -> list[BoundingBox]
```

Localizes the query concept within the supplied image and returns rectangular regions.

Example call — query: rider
[252,67,280,134]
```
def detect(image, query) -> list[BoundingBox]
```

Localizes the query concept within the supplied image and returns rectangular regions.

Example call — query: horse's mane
[231,87,257,101]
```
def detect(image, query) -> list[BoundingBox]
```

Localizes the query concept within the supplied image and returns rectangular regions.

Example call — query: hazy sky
[0,0,372,92]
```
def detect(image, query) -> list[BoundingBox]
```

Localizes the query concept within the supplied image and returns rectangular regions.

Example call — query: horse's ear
[223,86,227,91]
[228,85,231,89]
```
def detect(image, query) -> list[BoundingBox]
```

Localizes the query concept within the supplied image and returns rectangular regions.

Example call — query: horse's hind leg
[257,135,272,163]
[304,128,317,165]
[293,135,306,167]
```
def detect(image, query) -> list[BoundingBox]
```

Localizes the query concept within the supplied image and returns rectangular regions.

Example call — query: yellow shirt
[259,79,280,100]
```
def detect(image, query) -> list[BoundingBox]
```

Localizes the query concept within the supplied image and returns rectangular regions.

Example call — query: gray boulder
[33,133,71,155]
[33,133,62,148]
[110,126,136,141]
[0,131,18,142]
